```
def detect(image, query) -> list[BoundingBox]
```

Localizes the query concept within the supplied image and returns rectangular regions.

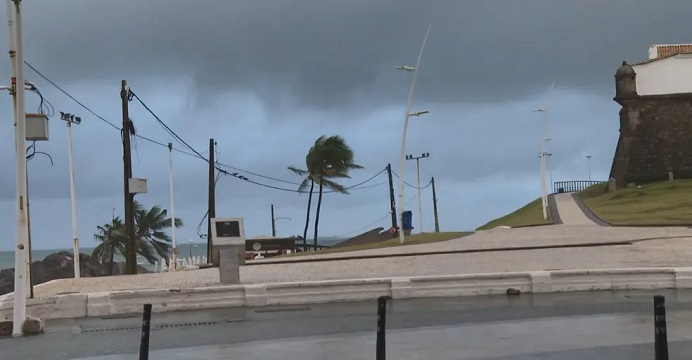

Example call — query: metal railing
[552,180,605,194]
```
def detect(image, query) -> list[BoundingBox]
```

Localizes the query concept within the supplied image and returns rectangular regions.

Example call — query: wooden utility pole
[386,164,397,236]
[207,138,216,264]
[431,176,440,233]
[271,204,276,237]
[121,80,136,275]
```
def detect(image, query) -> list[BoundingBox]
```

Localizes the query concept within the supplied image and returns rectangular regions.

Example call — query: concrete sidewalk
[9,225,692,300]
[552,193,598,226]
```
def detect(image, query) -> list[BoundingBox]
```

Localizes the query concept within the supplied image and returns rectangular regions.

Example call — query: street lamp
[406,152,430,234]
[396,24,431,245]
[533,108,550,220]
[586,155,592,181]
[409,110,429,117]
[59,112,82,278]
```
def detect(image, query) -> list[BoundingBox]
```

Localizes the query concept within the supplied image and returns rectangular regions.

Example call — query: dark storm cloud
[16,0,692,111]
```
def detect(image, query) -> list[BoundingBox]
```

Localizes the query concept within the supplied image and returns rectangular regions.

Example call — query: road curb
[1,267,690,321]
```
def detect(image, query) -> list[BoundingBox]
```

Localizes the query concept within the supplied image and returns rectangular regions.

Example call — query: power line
[24,61,121,130]
[391,170,432,190]
[130,86,389,193]
[23,61,390,195]
[337,194,419,237]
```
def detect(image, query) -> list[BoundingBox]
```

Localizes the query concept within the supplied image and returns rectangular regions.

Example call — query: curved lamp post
[396,25,431,245]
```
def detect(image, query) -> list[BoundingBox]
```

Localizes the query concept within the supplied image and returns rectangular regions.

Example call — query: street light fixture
[396,24,431,245]
[59,112,82,278]
[409,110,430,117]
[406,152,430,234]
[395,65,416,71]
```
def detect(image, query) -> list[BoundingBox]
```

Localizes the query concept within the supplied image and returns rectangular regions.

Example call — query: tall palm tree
[92,216,126,275]
[310,136,362,248]
[287,165,315,249]
[133,200,183,265]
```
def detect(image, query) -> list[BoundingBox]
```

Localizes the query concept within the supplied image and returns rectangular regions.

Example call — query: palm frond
[288,165,307,176]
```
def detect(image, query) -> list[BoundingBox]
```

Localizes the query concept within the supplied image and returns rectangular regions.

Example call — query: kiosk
[210,217,245,284]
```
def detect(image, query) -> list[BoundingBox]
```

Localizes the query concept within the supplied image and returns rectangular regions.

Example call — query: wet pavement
[5,289,692,359]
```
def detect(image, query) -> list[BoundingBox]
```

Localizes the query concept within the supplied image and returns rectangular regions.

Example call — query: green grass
[476,198,552,230]
[577,179,692,226]
[286,232,468,256]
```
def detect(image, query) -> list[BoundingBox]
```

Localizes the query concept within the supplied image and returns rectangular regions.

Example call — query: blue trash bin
[402,211,413,230]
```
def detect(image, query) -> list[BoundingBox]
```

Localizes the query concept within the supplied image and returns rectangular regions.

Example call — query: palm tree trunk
[313,178,324,251]
[109,243,115,276]
[302,180,314,251]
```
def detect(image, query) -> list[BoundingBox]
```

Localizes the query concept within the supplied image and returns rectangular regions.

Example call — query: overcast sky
[0,0,690,252]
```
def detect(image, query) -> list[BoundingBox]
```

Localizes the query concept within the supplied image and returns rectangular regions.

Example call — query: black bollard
[139,304,153,360]
[376,296,389,360]
[654,295,669,360]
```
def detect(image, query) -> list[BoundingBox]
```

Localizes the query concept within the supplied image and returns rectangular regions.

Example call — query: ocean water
[0,243,210,271]
[0,238,346,271]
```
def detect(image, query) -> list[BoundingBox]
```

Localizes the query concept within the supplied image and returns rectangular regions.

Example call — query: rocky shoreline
[0,251,151,296]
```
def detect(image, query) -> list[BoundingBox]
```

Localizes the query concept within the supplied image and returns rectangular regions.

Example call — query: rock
[21,317,44,335]
[506,288,521,296]
[0,251,152,296]
[0,320,12,336]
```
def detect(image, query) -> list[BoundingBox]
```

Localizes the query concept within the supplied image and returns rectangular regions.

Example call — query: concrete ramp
[553,193,598,226]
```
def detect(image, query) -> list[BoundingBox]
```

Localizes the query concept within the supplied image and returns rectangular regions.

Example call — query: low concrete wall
[1,267,689,320]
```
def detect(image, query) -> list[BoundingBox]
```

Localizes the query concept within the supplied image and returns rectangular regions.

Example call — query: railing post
[654,295,669,360]
[139,303,152,360]
[376,296,389,360]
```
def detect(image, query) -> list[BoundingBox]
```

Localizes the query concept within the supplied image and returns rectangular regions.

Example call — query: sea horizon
[0,237,347,271]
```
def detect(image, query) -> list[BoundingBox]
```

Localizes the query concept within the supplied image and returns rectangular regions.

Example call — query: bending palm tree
[133,200,183,265]
[287,166,315,249]
[310,136,362,247]
[92,216,126,275]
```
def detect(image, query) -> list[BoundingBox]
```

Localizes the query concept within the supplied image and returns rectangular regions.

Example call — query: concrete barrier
[2,267,692,320]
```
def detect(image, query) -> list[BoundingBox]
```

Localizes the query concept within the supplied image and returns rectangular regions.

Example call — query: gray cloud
[0,0,680,252]
[12,0,692,112]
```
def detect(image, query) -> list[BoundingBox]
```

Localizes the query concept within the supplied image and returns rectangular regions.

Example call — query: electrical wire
[24,61,121,130]
[195,171,224,239]
[22,61,394,195]
[391,170,431,190]
[131,87,390,193]
[25,141,54,165]
[336,194,419,237]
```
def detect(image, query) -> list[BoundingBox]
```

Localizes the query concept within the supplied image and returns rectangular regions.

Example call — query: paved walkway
[552,193,598,226]
[22,225,692,298]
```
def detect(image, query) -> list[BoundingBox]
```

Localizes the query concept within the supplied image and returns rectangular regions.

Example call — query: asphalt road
[4,289,692,359]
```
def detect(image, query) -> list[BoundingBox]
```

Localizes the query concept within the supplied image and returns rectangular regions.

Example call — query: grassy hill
[476,198,552,230]
[577,179,692,226]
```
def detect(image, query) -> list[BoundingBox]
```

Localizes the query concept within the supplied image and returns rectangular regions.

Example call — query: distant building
[611,44,692,187]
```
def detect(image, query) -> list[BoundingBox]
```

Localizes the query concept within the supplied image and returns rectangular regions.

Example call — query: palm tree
[310,136,362,248]
[92,216,126,275]
[92,202,183,273]
[133,200,183,265]
[287,165,315,249]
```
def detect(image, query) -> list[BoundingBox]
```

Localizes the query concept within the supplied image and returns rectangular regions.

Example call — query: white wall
[633,55,692,96]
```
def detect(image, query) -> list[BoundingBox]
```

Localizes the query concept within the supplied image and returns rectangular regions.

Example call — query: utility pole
[168,143,177,270]
[586,155,592,181]
[8,0,30,335]
[121,80,136,275]
[406,152,430,234]
[386,164,397,236]
[431,177,440,233]
[60,112,82,278]
[207,138,216,264]
[271,204,276,237]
